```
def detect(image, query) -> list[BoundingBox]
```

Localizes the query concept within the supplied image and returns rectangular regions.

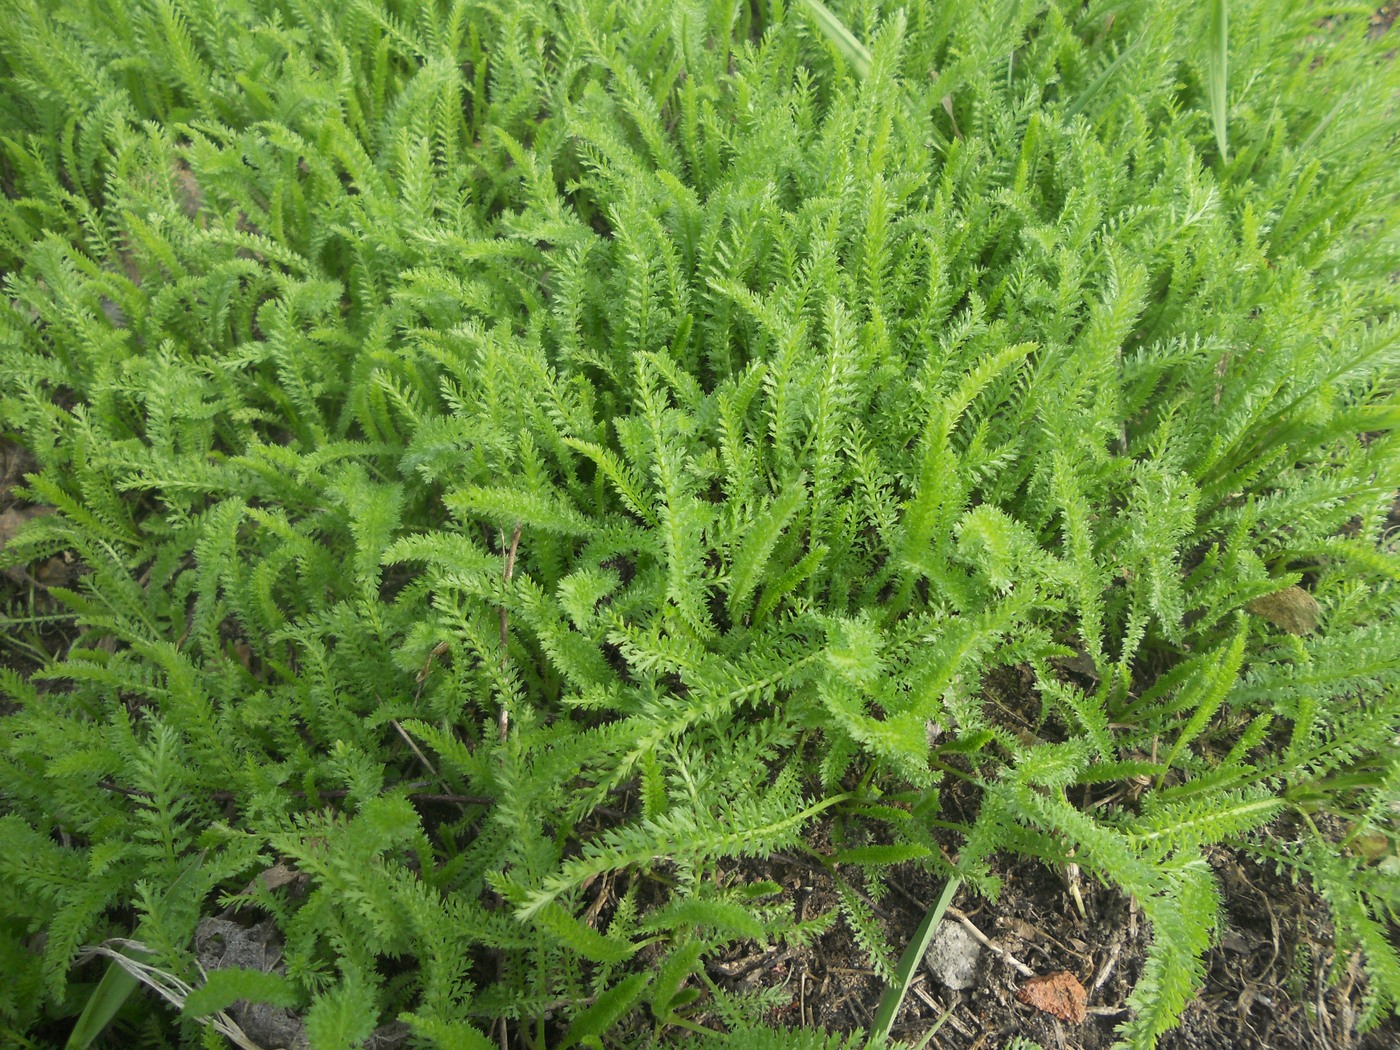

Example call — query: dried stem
[946,906,1035,977]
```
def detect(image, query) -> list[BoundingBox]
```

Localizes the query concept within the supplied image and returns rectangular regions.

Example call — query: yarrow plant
[0,0,1397,1047]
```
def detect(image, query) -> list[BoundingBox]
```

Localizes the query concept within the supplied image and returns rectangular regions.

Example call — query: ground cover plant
[1,0,1398,1046]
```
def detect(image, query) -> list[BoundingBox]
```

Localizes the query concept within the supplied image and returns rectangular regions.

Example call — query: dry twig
[946,906,1035,977]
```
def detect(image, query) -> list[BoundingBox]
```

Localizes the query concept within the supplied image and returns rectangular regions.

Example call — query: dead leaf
[941,95,963,139]
[172,162,205,222]
[1002,917,1048,944]
[1053,647,1100,680]
[1221,929,1250,954]
[238,861,306,897]
[1246,586,1321,635]
[1017,969,1088,1024]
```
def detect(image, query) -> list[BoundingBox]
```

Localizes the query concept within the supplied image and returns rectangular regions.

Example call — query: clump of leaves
[0,1,1397,1048]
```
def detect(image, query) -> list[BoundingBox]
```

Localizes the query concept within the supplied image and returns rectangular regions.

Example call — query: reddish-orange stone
[1017,970,1088,1024]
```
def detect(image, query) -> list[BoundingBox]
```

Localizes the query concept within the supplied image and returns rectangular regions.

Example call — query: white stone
[923,919,982,990]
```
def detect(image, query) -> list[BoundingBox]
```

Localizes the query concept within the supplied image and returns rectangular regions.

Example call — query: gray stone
[194,918,409,1050]
[923,919,982,990]
[196,918,308,1050]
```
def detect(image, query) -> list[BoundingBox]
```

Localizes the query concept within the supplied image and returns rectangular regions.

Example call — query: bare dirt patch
[699,831,1399,1049]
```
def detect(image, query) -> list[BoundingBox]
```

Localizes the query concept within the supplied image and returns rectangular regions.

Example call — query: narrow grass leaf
[870,876,961,1044]
[1205,0,1229,160]
[796,0,872,79]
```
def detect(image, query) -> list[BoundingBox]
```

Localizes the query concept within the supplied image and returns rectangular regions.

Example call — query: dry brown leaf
[1053,647,1100,680]
[1017,969,1088,1024]
[172,162,205,222]
[239,861,306,897]
[1246,585,1321,635]
[1001,917,1048,944]
[941,95,963,139]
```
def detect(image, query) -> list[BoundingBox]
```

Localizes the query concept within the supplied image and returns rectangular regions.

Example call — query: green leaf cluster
[1,1,1397,1047]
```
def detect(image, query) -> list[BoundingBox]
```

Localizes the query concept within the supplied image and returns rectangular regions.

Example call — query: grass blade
[65,959,144,1050]
[65,854,205,1049]
[1205,0,1229,160]
[869,875,961,1045]
[796,0,872,80]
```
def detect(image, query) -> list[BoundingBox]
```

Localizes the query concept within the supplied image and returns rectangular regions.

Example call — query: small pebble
[924,919,982,990]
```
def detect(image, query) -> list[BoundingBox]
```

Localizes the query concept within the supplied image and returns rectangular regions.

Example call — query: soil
[1371,4,1399,38]
[699,836,1400,1050]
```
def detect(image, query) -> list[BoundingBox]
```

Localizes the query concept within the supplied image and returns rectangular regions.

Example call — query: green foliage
[181,967,296,1019]
[0,1,1397,1047]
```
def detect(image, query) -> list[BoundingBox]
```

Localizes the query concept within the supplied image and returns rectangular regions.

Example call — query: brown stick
[392,718,439,779]
[946,906,1035,977]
